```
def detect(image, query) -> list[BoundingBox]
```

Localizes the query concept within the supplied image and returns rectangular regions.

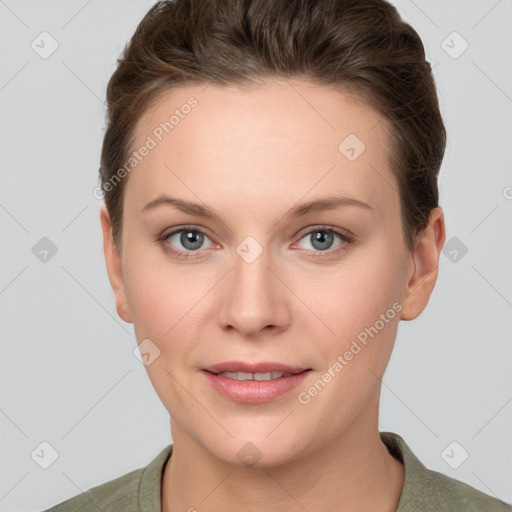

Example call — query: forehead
[126,80,398,220]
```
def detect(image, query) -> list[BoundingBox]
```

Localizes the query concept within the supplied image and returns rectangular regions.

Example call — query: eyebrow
[140,194,373,219]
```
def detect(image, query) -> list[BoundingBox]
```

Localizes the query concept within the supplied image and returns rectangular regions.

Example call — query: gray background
[1,0,511,510]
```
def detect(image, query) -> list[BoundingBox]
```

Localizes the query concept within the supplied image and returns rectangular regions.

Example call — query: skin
[100,80,445,512]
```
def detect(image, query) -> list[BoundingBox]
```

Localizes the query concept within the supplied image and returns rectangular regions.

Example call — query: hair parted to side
[100,0,446,252]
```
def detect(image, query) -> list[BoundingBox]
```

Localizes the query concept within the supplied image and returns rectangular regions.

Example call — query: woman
[44,0,512,510]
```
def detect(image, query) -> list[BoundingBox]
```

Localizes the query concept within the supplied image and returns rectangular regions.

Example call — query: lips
[216,371,293,381]
[204,361,309,375]
[202,361,312,404]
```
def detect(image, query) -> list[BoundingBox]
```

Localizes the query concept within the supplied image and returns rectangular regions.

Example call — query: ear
[400,207,446,321]
[99,205,133,324]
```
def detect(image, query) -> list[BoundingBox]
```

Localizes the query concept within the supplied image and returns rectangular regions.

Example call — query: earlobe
[99,205,133,324]
[400,207,446,321]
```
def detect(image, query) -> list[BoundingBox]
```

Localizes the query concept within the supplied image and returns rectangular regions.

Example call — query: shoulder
[41,467,143,512]
[380,432,512,512]
[41,444,173,512]
[414,467,512,512]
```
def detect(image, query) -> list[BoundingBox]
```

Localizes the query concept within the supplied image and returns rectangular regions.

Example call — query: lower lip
[202,370,311,404]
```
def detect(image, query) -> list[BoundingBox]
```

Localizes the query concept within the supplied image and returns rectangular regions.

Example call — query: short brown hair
[100,0,446,252]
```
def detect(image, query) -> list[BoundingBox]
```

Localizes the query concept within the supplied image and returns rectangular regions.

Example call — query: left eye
[295,228,349,253]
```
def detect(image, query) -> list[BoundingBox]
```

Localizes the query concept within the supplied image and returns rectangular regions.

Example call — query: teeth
[216,371,289,381]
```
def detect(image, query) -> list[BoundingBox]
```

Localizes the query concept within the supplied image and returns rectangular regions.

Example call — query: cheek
[123,256,199,404]
[292,253,406,420]
[330,253,404,311]
[303,246,407,354]
[122,237,202,338]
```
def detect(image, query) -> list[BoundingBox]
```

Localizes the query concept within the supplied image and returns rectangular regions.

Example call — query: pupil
[312,231,333,251]
[181,231,203,250]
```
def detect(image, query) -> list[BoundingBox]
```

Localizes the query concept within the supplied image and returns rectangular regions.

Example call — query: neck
[161,404,404,512]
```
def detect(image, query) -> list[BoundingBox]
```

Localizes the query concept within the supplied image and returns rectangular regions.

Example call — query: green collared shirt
[42,431,511,511]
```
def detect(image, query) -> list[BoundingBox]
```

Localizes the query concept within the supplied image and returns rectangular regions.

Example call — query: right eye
[159,226,217,259]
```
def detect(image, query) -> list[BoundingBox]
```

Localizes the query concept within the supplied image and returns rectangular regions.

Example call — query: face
[101,80,444,467]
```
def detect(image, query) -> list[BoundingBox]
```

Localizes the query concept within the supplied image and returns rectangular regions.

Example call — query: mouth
[202,362,312,404]
[205,370,301,381]
[203,361,310,375]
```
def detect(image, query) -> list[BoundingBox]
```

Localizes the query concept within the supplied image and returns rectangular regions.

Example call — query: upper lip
[204,361,310,374]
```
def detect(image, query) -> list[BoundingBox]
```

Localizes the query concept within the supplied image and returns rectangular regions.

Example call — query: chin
[208,434,308,469]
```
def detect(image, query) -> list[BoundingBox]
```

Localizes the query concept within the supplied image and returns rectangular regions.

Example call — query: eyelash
[157,224,355,260]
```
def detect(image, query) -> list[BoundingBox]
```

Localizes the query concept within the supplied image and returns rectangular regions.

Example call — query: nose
[217,244,291,338]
